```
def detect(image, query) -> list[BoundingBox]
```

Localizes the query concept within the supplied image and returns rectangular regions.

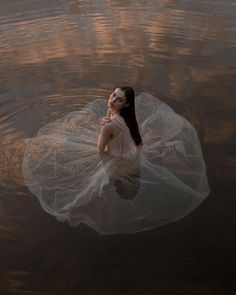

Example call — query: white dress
[22,92,210,234]
[107,113,140,161]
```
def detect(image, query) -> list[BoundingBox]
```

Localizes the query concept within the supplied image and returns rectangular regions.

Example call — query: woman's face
[108,88,128,111]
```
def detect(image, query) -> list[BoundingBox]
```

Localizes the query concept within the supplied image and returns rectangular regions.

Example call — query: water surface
[0,0,236,294]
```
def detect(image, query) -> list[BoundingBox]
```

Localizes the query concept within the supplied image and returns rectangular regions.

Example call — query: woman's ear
[124,103,129,107]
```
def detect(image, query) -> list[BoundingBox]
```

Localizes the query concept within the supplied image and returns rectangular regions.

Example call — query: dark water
[0,0,235,294]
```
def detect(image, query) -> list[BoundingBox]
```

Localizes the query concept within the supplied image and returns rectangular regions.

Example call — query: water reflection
[0,0,235,293]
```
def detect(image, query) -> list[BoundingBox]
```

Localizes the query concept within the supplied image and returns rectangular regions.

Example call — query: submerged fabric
[22,92,210,234]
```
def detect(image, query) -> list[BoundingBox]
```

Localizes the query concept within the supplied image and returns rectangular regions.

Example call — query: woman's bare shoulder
[103,121,122,137]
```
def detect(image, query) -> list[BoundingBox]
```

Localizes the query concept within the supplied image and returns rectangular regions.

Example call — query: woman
[97,86,142,200]
[22,87,210,234]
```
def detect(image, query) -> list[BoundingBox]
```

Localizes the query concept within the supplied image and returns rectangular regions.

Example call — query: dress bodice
[107,114,139,160]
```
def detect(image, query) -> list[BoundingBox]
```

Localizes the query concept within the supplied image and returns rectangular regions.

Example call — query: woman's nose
[111,96,116,103]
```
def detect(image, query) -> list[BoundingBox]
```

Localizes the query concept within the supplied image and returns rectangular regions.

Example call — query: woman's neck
[110,110,120,117]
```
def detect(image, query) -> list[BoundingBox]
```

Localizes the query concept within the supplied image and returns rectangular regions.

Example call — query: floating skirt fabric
[22,93,210,234]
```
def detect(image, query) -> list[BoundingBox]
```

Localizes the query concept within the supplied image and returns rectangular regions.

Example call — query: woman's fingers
[101,117,111,125]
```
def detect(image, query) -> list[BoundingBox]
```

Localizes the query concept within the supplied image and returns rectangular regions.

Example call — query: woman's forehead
[114,88,126,98]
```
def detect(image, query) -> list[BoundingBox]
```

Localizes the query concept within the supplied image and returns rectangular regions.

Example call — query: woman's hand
[101,116,111,125]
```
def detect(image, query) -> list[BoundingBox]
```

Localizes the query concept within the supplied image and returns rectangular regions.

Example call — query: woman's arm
[106,108,111,118]
[97,124,113,153]
[101,108,111,125]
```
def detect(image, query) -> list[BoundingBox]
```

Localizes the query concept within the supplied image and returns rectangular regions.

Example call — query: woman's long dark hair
[118,86,142,146]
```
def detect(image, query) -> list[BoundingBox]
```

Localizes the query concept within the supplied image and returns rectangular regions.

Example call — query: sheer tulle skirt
[22,93,210,234]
